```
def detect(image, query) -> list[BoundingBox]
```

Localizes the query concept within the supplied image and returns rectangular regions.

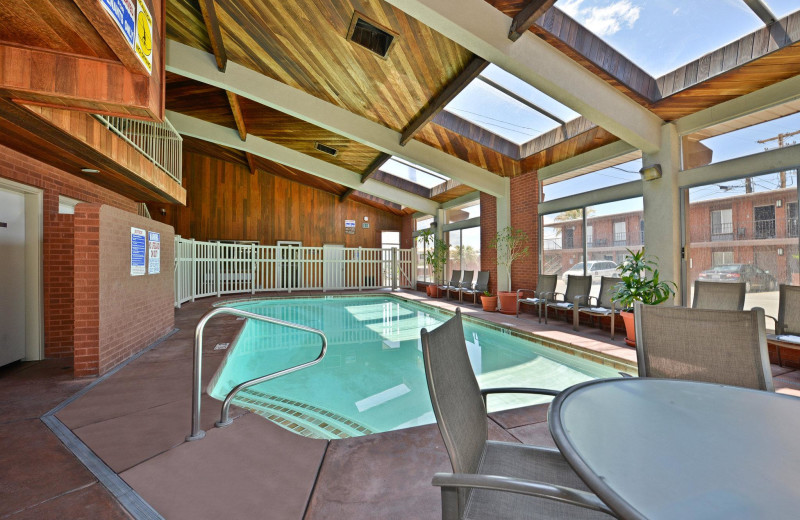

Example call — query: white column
[496,178,511,292]
[642,123,681,303]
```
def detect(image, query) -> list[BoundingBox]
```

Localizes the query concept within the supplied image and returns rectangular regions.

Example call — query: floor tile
[5,483,131,520]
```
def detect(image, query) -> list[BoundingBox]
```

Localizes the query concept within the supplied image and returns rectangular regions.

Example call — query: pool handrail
[187,306,328,441]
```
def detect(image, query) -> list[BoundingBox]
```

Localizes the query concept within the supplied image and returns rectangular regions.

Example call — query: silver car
[561,260,619,284]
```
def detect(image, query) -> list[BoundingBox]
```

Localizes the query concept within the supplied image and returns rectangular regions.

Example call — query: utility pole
[757,129,800,188]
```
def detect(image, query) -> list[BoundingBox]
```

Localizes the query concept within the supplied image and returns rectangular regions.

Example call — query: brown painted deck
[2,290,799,519]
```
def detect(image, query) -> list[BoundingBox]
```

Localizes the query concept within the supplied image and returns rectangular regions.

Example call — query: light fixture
[80,167,100,174]
[160,208,167,216]
[639,164,662,181]
[777,200,782,207]
[778,248,784,256]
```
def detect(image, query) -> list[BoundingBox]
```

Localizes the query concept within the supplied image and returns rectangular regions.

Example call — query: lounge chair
[461,271,489,305]
[692,280,746,310]
[449,270,474,301]
[766,284,800,366]
[516,274,557,322]
[420,309,614,520]
[634,301,773,391]
[574,276,621,339]
[545,275,592,325]
[439,270,461,296]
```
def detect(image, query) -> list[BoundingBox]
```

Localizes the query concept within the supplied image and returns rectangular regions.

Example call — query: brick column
[510,170,539,291]
[73,204,102,377]
[480,193,498,294]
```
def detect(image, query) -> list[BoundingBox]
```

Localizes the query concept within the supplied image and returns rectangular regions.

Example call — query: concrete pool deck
[2,289,800,519]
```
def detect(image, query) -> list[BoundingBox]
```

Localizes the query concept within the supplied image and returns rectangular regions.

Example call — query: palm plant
[611,248,676,309]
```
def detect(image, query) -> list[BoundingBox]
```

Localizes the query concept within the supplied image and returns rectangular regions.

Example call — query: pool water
[208,296,620,439]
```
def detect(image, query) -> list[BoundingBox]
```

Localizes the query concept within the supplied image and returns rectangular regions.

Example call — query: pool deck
[2,289,800,519]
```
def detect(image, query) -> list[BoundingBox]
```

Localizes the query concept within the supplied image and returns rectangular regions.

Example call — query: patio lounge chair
[516,274,557,322]
[634,301,773,391]
[461,271,489,305]
[545,275,592,325]
[766,284,800,366]
[420,309,614,520]
[439,270,462,295]
[692,280,746,310]
[449,270,474,301]
[574,276,621,339]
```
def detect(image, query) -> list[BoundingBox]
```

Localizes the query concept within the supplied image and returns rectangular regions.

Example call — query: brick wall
[510,170,539,291]
[73,204,175,377]
[0,144,137,359]
[480,193,498,294]
[400,214,414,249]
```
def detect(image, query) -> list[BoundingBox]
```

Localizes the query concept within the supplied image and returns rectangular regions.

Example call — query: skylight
[558,0,767,77]
[443,65,578,145]
[381,157,449,189]
[769,0,800,18]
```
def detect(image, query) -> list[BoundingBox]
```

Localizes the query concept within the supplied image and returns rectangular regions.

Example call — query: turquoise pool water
[208,296,620,439]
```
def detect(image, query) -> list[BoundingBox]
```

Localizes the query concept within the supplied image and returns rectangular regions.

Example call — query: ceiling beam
[400,56,488,146]
[383,0,664,154]
[227,91,247,141]
[245,152,257,175]
[361,152,392,182]
[477,75,565,125]
[743,0,777,24]
[340,188,356,202]
[166,40,507,198]
[538,140,639,181]
[167,111,440,214]
[198,0,227,72]
[508,0,557,42]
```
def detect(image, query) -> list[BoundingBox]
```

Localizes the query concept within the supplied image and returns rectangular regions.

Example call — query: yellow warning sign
[135,0,153,75]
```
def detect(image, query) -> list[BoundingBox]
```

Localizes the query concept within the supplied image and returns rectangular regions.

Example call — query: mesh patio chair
[516,274,557,322]
[574,277,621,339]
[420,309,614,520]
[692,280,746,310]
[545,275,592,325]
[449,270,474,301]
[633,301,773,391]
[765,284,800,366]
[439,270,462,295]
[461,271,489,305]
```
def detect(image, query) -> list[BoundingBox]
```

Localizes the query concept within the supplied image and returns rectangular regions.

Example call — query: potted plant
[490,226,530,315]
[611,248,676,347]
[420,229,449,297]
[481,290,498,312]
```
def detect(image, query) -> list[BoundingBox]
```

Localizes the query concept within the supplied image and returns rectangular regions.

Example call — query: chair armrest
[619,372,633,378]
[765,314,778,332]
[550,292,565,302]
[481,387,559,410]
[574,294,590,307]
[431,473,614,516]
[587,296,598,306]
[517,288,537,298]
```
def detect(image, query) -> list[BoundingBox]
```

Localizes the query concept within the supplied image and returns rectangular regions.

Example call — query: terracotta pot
[431,285,444,298]
[497,291,518,315]
[426,284,433,297]
[620,310,636,347]
[481,295,498,312]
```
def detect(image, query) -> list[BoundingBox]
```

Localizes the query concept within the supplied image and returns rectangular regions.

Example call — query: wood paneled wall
[151,151,403,247]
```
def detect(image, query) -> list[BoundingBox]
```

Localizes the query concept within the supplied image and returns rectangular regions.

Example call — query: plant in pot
[421,229,449,298]
[481,290,498,312]
[419,229,435,296]
[490,226,530,315]
[610,248,676,347]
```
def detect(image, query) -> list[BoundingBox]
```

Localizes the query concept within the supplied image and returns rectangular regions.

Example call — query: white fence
[174,238,416,307]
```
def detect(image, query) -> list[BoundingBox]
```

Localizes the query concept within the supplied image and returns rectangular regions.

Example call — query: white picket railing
[174,238,416,307]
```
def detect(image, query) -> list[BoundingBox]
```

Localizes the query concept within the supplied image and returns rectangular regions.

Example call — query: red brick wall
[480,193,498,294]
[0,144,137,359]
[73,204,175,377]
[400,214,414,249]
[510,171,539,292]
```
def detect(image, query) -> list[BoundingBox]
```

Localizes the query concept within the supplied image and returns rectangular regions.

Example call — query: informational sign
[148,231,160,274]
[345,219,356,235]
[101,0,136,48]
[135,0,153,74]
[362,222,370,229]
[131,227,146,276]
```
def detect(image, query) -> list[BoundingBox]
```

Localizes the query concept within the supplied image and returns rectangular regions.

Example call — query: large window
[446,227,481,282]
[542,209,583,295]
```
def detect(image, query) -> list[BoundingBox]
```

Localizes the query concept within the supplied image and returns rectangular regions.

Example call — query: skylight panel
[558,0,764,77]
[382,157,449,189]
[765,0,800,19]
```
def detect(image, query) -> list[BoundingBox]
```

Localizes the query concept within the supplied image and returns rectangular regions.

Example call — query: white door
[0,187,27,366]
[323,244,344,290]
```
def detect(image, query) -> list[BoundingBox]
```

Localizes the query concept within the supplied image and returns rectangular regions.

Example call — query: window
[445,226,481,281]
[710,209,733,239]
[586,225,593,247]
[613,221,627,246]
[563,227,574,249]
[712,251,734,266]
[754,205,776,239]
[381,231,399,249]
[788,202,798,237]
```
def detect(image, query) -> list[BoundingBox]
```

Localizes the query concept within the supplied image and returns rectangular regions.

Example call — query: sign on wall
[345,219,356,235]
[100,0,136,48]
[131,227,146,276]
[148,231,160,274]
[135,0,153,74]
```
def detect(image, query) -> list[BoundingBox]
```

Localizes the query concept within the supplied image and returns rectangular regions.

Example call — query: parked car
[698,264,777,292]
[561,260,619,284]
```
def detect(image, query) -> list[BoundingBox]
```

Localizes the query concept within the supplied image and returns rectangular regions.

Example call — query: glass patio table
[549,378,800,519]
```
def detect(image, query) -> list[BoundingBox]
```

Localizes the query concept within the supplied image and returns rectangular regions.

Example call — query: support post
[495,178,512,292]
[191,239,197,302]
[392,248,398,290]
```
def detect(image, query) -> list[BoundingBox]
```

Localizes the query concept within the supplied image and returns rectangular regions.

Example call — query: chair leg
[440,486,460,520]
[610,312,615,340]
[573,307,579,331]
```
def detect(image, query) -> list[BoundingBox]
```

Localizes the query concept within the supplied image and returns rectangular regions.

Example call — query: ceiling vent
[314,142,339,157]
[346,13,398,59]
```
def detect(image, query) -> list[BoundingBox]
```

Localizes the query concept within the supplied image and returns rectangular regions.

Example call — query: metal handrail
[186,307,327,441]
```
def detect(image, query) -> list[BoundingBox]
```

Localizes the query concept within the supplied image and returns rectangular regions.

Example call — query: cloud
[559,0,641,37]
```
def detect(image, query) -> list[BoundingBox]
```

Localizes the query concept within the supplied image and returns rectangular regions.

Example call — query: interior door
[323,244,344,290]
[0,187,27,366]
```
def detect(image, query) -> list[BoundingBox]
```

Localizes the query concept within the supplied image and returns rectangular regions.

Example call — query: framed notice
[101,0,136,48]
[148,231,160,274]
[131,227,146,276]
[135,0,153,74]
[345,219,356,235]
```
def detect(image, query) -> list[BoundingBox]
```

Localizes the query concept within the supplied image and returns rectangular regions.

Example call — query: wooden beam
[399,56,488,146]
[227,91,247,141]
[508,1,557,42]
[198,0,227,72]
[340,188,356,202]
[245,152,258,175]
[360,152,392,183]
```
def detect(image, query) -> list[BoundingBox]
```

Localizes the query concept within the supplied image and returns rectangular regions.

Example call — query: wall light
[160,208,167,216]
[80,167,100,174]
[778,248,784,256]
[639,164,662,181]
